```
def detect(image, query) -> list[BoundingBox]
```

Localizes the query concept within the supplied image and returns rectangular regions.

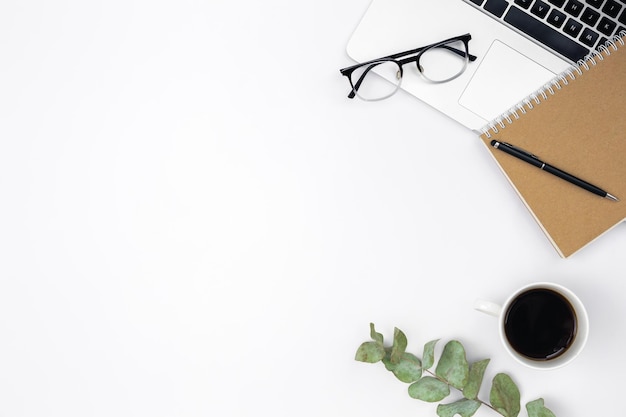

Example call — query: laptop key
[504,6,590,61]
[484,0,510,17]
[585,0,604,8]
[564,0,584,17]
[564,17,584,36]
[468,0,485,5]
[532,1,552,17]
[598,16,618,34]
[580,27,600,46]
[515,0,533,8]
[603,0,622,17]
[581,8,601,25]
[548,9,568,27]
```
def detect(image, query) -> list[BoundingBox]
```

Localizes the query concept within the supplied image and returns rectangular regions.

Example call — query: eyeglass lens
[417,39,469,83]
[350,60,402,101]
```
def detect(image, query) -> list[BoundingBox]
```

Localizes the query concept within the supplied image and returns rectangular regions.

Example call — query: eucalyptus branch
[422,369,502,414]
[422,369,498,414]
[355,324,556,417]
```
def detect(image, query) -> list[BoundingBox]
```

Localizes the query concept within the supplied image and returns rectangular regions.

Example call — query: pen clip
[499,141,540,160]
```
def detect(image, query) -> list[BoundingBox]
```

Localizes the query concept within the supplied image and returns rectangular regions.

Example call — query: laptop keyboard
[467,0,626,61]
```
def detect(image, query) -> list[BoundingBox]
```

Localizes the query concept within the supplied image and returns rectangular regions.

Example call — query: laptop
[345,0,626,131]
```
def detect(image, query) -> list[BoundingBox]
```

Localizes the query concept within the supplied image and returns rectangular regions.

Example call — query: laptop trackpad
[459,40,555,122]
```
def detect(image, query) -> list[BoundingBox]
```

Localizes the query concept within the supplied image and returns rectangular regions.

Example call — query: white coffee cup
[474,282,588,370]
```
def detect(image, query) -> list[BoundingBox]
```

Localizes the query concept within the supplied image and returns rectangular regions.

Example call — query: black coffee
[504,288,577,361]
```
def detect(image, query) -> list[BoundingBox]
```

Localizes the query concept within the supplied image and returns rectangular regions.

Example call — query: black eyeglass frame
[339,33,478,100]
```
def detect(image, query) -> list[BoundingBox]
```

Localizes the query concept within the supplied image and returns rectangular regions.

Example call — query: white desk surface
[1,1,625,416]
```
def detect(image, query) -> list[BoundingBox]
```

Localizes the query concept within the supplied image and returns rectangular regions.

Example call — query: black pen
[490,140,619,202]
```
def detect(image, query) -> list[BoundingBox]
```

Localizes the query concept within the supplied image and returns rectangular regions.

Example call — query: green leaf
[435,341,469,390]
[382,351,422,383]
[369,323,384,345]
[490,373,521,417]
[526,398,556,417]
[437,399,482,417]
[390,327,408,364]
[463,359,490,400]
[355,341,385,363]
[408,376,450,402]
[422,339,439,370]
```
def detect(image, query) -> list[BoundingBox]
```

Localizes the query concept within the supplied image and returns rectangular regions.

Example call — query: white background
[1,1,625,416]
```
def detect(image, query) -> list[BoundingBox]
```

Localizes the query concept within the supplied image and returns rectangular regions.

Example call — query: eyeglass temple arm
[385,37,477,61]
[396,45,477,65]
[439,44,477,61]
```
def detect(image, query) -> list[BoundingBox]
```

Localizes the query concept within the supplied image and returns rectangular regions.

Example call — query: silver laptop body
[346,0,624,130]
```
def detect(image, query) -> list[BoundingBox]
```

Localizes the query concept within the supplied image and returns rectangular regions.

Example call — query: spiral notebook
[480,33,626,258]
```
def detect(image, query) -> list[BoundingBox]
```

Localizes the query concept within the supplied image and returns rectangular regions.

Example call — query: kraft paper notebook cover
[480,33,626,258]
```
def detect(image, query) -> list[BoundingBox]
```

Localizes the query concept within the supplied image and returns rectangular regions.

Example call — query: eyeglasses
[339,34,477,101]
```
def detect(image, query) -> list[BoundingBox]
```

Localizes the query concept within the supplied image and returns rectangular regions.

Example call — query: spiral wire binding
[481,30,626,138]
